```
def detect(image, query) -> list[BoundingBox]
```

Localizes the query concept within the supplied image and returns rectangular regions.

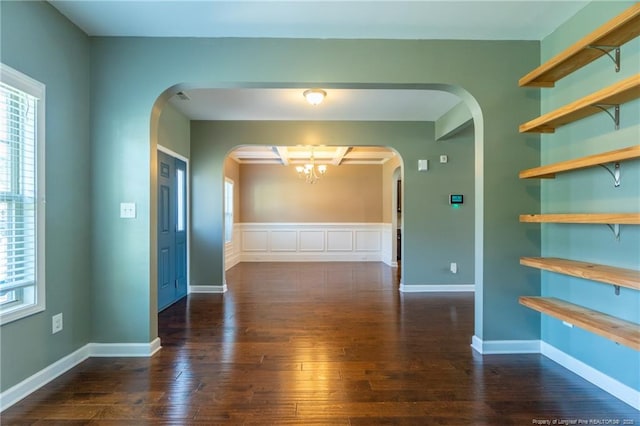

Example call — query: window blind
[0,81,38,299]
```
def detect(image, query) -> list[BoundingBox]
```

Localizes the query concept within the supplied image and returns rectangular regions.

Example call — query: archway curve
[150,82,485,339]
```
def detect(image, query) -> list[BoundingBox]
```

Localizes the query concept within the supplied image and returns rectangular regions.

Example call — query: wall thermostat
[449,194,463,205]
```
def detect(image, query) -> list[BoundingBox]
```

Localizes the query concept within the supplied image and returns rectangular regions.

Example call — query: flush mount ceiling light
[303,89,326,106]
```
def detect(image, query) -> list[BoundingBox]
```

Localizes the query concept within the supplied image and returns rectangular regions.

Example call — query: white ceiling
[48,1,588,41]
[47,0,590,122]
[48,0,588,161]
[170,88,462,121]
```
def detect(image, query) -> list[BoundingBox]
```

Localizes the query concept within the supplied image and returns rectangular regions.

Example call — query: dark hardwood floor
[2,262,638,425]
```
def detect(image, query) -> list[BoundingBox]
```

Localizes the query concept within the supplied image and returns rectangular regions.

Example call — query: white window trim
[0,63,46,325]
[224,178,234,245]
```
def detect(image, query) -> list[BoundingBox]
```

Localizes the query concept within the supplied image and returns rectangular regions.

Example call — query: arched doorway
[150,83,485,342]
[219,145,404,281]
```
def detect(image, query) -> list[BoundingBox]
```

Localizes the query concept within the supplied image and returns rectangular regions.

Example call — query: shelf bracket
[587,45,620,72]
[598,162,621,187]
[606,223,620,241]
[614,285,621,296]
[592,103,620,130]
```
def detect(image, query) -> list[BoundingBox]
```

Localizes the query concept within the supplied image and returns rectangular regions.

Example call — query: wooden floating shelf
[519,3,640,87]
[519,74,640,133]
[519,296,640,350]
[519,145,640,179]
[519,213,640,225]
[520,257,640,291]
[518,145,640,179]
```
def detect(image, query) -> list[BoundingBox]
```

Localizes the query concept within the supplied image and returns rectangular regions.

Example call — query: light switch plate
[120,202,136,219]
[418,159,428,171]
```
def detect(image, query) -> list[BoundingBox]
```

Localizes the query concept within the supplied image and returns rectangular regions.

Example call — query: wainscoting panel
[242,230,268,252]
[299,231,325,252]
[238,223,390,262]
[355,230,381,252]
[381,224,395,266]
[270,230,297,252]
[327,230,353,252]
[224,223,241,270]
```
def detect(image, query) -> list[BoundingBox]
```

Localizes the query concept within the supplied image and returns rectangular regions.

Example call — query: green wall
[423,124,475,284]
[190,121,474,286]
[0,1,92,390]
[2,0,636,403]
[86,35,541,345]
[158,102,191,159]
[538,1,640,390]
[435,102,472,141]
[0,0,545,393]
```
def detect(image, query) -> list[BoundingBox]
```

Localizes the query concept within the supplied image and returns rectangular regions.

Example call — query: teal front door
[158,150,187,311]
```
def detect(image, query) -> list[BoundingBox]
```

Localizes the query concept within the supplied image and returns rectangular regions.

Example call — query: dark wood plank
[1,262,638,425]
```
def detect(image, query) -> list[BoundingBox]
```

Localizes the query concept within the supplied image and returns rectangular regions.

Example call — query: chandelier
[295,149,327,184]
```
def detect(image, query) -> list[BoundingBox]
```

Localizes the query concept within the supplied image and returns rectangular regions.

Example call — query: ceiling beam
[274,146,289,165]
[331,147,350,165]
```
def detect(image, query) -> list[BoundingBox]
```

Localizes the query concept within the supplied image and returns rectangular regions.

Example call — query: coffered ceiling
[230,146,396,165]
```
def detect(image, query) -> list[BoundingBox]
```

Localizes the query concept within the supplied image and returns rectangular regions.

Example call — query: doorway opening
[222,145,403,282]
[151,83,483,341]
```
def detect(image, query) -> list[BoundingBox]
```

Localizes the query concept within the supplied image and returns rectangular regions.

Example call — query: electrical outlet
[440,155,448,163]
[52,313,63,334]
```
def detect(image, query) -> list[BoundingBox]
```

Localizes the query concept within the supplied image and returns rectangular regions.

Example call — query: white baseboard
[470,336,541,354]
[225,253,240,271]
[541,342,640,410]
[0,338,162,412]
[399,284,475,293]
[470,337,639,410]
[240,253,382,262]
[382,258,398,267]
[190,284,227,293]
[0,344,91,412]
[89,337,161,357]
